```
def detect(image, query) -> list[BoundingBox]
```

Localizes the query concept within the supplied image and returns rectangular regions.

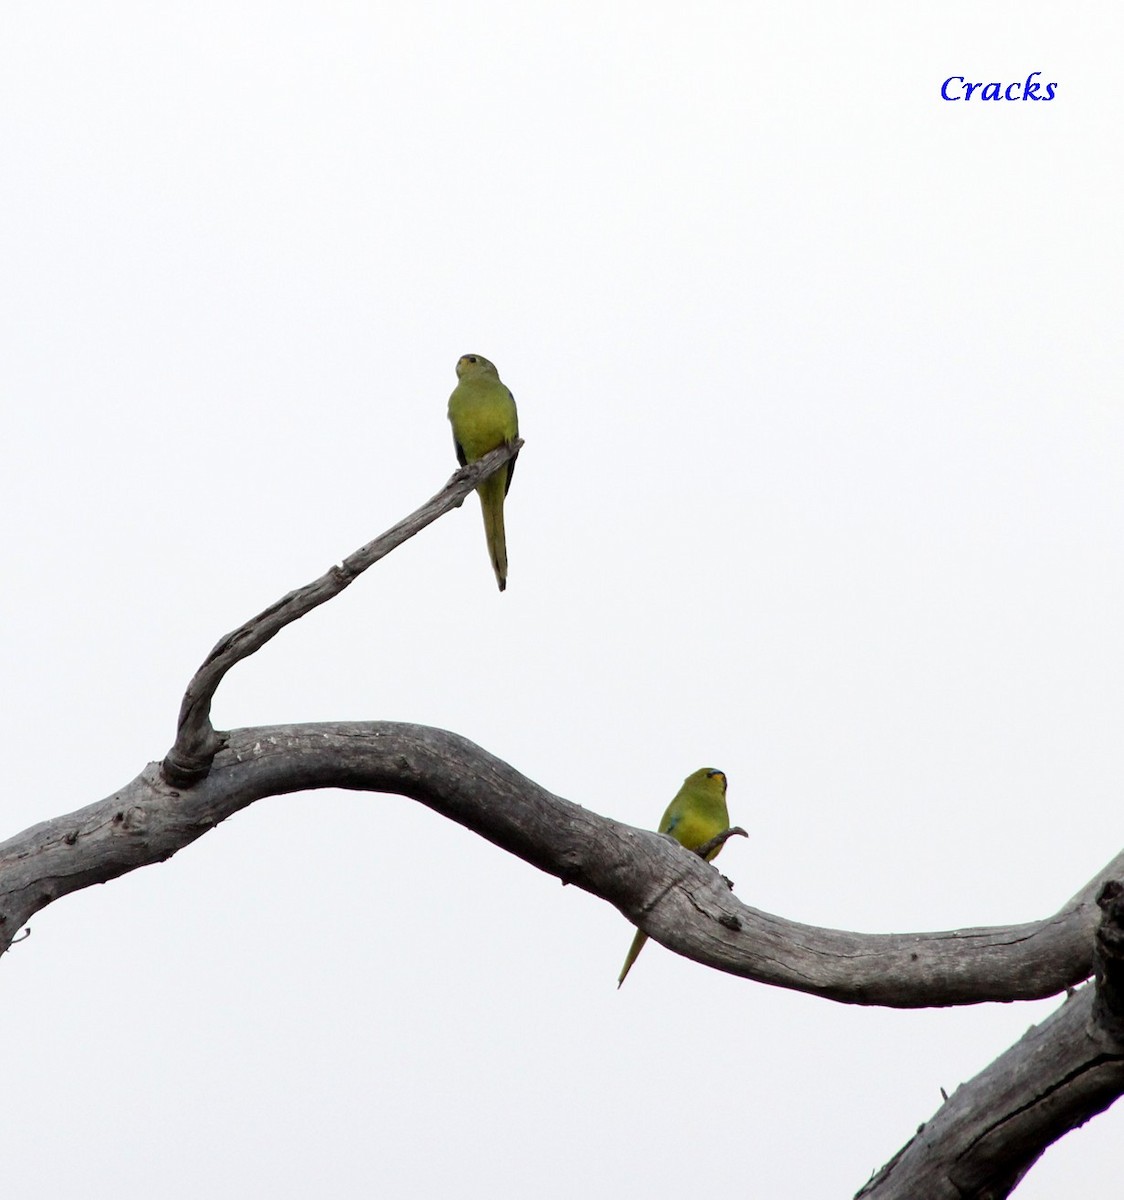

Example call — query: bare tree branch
[694,825,748,860]
[1093,880,1124,1041]
[4,721,1120,1011]
[857,887,1124,1199]
[3,456,1120,1194]
[161,440,522,787]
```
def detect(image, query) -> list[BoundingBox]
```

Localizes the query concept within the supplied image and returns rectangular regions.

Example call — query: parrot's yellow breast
[661,805,729,858]
[448,379,518,462]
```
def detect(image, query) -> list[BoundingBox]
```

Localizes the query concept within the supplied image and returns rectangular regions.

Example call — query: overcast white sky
[2,3,1122,1196]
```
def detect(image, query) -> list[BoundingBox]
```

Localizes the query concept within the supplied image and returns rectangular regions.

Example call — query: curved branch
[10,404,1119,1195]
[161,441,522,787]
[4,721,1119,1010]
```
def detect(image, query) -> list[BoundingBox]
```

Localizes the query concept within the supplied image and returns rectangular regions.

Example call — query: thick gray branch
[6,722,1123,1191]
[856,888,1124,1199]
[8,420,1118,1195]
[161,441,522,787]
[3,721,1118,1011]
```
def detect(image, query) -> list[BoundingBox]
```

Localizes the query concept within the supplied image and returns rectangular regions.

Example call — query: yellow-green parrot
[617,767,732,987]
[447,353,519,591]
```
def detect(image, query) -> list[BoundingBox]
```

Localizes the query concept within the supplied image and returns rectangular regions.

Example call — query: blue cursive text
[941,71,1057,101]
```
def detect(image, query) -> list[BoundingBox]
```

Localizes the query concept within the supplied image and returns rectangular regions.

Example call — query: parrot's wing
[503,388,517,495]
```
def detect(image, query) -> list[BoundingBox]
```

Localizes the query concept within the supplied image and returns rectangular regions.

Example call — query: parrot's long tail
[617,928,649,988]
[478,476,508,592]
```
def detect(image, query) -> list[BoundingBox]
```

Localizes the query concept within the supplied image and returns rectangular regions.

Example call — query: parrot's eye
[467,355,477,363]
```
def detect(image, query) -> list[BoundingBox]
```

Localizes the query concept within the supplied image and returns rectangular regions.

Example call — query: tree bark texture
[857,889,1124,1198]
[1,453,1120,1196]
[162,440,522,786]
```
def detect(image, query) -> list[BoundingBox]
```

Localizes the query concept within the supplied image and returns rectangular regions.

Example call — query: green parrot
[617,767,732,987]
[447,353,519,591]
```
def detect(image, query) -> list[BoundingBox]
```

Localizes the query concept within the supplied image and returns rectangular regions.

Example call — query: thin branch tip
[694,825,749,860]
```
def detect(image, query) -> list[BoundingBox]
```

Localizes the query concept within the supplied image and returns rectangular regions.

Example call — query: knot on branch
[161,729,228,788]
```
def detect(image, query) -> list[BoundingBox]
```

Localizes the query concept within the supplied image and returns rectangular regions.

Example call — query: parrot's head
[456,353,498,379]
[684,767,727,793]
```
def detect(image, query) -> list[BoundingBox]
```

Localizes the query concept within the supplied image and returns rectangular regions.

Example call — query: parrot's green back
[447,354,519,591]
[617,768,731,987]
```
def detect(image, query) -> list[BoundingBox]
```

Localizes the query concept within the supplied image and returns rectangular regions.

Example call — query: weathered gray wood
[856,888,1124,1199]
[4,720,1120,1010]
[161,440,522,786]
[1,451,1120,1195]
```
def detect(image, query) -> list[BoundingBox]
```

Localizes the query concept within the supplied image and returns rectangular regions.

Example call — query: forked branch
[857,883,1124,1199]
[0,452,1120,1197]
[161,440,522,786]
